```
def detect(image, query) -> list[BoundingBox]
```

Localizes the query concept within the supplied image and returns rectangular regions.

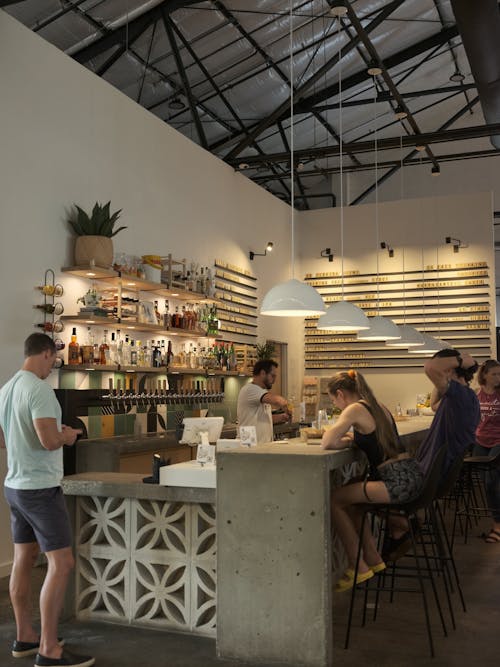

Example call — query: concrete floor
[1,518,499,667]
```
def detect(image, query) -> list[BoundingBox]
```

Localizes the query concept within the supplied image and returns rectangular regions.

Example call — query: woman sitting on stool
[321,370,414,592]
[474,359,500,543]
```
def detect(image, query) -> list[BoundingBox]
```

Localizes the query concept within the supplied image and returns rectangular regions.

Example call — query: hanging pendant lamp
[316,12,368,331]
[408,333,451,355]
[260,2,325,318]
[358,71,400,342]
[386,324,425,347]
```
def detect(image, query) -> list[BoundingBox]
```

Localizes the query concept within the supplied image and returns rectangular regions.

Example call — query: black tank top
[353,400,385,477]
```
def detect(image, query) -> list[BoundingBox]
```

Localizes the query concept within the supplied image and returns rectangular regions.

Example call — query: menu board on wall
[304,262,492,370]
[214,260,258,339]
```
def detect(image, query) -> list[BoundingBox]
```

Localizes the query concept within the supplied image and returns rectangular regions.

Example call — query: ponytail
[328,370,400,460]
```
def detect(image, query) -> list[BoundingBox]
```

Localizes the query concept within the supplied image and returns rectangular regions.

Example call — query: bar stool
[344,445,447,658]
[453,447,500,544]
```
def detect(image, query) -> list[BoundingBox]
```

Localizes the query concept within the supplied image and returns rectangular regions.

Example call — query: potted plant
[68,201,126,268]
[256,341,276,360]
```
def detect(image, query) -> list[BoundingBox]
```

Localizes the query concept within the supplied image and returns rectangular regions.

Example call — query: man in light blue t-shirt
[0,333,94,667]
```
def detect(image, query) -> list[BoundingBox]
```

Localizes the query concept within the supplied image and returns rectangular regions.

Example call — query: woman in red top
[474,359,500,543]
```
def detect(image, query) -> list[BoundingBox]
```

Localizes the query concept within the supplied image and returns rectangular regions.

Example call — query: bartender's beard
[263,378,273,390]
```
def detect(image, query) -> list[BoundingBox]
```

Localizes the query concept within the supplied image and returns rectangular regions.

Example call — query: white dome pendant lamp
[386,135,424,348]
[317,11,369,332]
[260,2,325,317]
[409,245,451,354]
[358,70,400,342]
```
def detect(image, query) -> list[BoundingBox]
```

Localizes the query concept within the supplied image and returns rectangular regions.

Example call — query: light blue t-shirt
[0,370,63,489]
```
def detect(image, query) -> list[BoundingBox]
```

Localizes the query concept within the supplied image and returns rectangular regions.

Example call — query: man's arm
[34,418,81,451]
[0,425,5,449]
[424,351,475,398]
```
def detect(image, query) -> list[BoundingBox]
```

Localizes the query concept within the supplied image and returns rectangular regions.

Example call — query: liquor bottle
[167,340,173,367]
[130,340,137,366]
[163,300,170,329]
[109,332,117,364]
[154,300,161,325]
[152,341,162,368]
[160,340,166,365]
[68,328,80,365]
[205,267,213,297]
[181,305,187,329]
[137,341,145,367]
[99,330,109,365]
[116,329,123,365]
[173,306,180,329]
[123,335,131,365]
[229,343,236,371]
[199,267,205,295]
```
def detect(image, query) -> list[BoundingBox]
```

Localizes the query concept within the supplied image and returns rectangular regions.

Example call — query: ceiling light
[408,333,452,354]
[450,71,465,83]
[317,300,370,331]
[330,4,348,17]
[314,11,367,331]
[415,144,426,151]
[260,3,325,318]
[357,72,401,343]
[367,65,382,76]
[386,324,425,348]
[261,278,326,316]
[238,162,250,170]
[431,166,441,176]
[394,105,407,120]
[320,248,334,262]
[168,97,185,110]
[357,315,401,341]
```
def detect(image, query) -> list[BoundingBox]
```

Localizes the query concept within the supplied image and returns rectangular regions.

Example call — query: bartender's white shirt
[237,382,273,444]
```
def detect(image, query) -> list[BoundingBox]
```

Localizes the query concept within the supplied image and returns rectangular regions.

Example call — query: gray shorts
[376,458,424,503]
[4,486,72,553]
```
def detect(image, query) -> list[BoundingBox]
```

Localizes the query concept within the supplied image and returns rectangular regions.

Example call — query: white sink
[159,461,216,488]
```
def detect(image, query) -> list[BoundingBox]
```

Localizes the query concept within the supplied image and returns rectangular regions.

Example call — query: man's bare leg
[38,546,74,659]
[10,542,40,643]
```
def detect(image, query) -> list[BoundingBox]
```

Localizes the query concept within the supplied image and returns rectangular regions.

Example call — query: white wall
[0,10,299,575]
[297,191,496,412]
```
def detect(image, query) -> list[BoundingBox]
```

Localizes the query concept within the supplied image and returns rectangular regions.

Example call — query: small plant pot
[75,236,113,268]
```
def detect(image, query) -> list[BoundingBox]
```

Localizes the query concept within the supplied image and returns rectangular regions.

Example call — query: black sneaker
[12,638,64,658]
[34,650,95,667]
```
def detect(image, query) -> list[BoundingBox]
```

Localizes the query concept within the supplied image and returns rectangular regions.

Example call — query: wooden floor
[0,513,499,666]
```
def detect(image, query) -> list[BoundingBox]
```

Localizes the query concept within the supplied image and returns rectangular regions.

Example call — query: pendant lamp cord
[289,0,295,279]
[374,75,380,314]
[400,131,406,325]
[337,17,344,298]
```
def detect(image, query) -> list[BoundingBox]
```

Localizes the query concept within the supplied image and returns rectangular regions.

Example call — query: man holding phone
[0,333,94,667]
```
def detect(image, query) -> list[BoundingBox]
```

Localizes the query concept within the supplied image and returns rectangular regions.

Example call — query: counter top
[62,471,215,503]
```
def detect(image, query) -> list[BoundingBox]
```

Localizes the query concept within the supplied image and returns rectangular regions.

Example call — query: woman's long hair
[327,370,400,460]
[477,359,500,387]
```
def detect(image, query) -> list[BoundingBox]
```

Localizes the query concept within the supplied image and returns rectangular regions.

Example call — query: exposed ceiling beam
[227,121,500,167]
[71,0,201,65]
[223,0,406,160]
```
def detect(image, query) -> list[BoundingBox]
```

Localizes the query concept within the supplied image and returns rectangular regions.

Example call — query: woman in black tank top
[321,370,402,592]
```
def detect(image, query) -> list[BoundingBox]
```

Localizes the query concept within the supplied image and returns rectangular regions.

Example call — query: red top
[476,388,500,448]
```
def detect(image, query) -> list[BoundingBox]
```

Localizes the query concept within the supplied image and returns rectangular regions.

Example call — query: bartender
[237,359,291,444]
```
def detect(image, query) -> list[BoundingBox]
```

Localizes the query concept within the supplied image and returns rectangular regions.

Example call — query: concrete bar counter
[62,416,432,665]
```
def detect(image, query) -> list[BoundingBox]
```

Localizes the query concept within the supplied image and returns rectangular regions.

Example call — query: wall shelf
[60,363,249,376]
[60,315,215,339]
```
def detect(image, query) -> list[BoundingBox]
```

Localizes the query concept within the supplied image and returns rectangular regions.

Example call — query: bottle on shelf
[163,300,170,329]
[109,332,117,364]
[99,330,110,365]
[167,340,173,367]
[130,340,137,366]
[68,328,80,365]
[160,340,166,365]
[152,341,162,368]
[116,330,123,365]
[123,335,131,365]
[154,300,161,325]
[137,341,145,367]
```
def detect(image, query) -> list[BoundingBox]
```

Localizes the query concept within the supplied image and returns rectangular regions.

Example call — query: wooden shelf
[60,315,216,339]
[60,364,249,376]
[62,267,220,303]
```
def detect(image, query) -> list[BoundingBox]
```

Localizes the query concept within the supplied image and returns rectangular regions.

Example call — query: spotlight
[431,166,441,176]
[249,242,273,260]
[394,105,407,120]
[168,97,185,110]
[320,248,334,262]
[450,71,465,83]
[445,236,467,253]
[380,241,394,258]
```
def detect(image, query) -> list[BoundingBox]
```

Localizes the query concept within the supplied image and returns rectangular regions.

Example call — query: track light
[367,64,382,76]
[238,162,250,170]
[450,70,465,83]
[380,241,394,258]
[249,242,273,260]
[431,166,441,176]
[394,105,407,120]
[320,248,334,262]
[330,3,348,17]
[168,97,185,110]
[445,236,467,253]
